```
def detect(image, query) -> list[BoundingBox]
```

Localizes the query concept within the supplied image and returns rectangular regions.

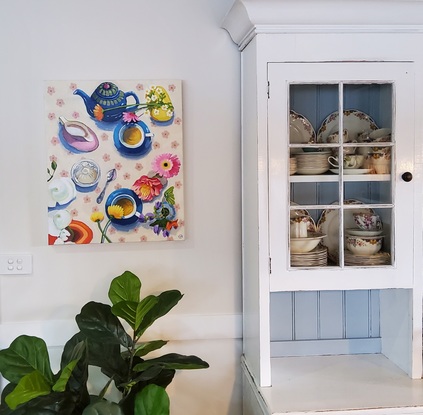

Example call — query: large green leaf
[133,353,209,372]
[134,384,169,415]
[75,302,133,348]
[52,359,78,392]
[59,334,90,412]
[112,296,158,331]
[134,341,168,357]
[5,370,51,409]
[0,391,76,415]
[81,400,123,415]
[136,290,183,337]
[0,336,54,385]
[109,270,141,305]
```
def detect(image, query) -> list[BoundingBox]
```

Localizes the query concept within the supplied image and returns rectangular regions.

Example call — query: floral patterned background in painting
[46,80,184,244]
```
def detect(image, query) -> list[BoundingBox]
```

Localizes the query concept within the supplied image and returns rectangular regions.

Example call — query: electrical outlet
[0,254,32,275]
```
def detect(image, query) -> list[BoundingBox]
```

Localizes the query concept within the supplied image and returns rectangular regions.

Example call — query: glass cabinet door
[289,82,393,268]
[267,62,414,289]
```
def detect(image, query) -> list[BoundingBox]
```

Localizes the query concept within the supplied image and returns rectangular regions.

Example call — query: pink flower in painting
[175,203,181,211]
[136,83,144,91]
[118,237,126,243]
[95,187,101,194]
[50,155,57,162]
[135,163,143,171]
[92,206,99,212]
[60,170,69,177]
[83,196,91,203]
[70,209,78,217]
[132,175,164,202]
[69,83,77,91]
[72,111,80,119]
[56,99,65,107]
[48,113,56,120]
[175,181,182,189]
[161,130,170,139]
[51,136,59,145]
[152,153,181,178]
[115,162,122,170]
[122,112,139,123]
[103,153,111,162]
[153,142,161,150]
[47,86,55,95]
[101,133,109,141]
[168,84,176,92]
[171,140,179,149]
[123,172,131,180]
[114,183,122,190]
[140,235,147,242]
[109,227,117,235]
[174,117,182,125]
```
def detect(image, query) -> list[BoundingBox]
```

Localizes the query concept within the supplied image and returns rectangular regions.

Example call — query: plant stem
[98,221,112,243]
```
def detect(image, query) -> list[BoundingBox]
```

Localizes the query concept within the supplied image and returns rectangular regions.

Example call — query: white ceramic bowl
[345,235,383,255]
[290,232,326,253]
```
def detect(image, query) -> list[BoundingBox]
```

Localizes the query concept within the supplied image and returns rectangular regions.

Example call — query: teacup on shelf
[328,154,365,169]
[353,212,382,231]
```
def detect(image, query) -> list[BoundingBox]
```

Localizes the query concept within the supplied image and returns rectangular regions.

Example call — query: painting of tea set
[289,109,392,175]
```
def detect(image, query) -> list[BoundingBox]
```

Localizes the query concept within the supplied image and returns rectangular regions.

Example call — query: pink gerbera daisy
[122,112,140,123]
[152,153,181,178]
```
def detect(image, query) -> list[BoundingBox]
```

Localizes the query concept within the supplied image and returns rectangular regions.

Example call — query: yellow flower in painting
[107,205,124,219]
[90,212,105,223]
[93,104,104,121]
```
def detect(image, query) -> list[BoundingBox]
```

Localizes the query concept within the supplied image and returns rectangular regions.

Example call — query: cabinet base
[242,354,423,415]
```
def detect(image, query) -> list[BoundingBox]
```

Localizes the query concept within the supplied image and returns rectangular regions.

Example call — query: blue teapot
[74,82,140,123]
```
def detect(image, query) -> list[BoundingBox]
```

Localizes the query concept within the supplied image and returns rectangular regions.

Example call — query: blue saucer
[105,188,143,227]
[113,121,153,158]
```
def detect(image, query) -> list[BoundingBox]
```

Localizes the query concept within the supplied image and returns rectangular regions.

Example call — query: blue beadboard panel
[270,290,381,357]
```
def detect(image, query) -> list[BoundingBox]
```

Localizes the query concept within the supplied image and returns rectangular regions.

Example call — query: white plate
[345,228,383,237]
[290,110,316,144]
[329,169,372,175]
[317,199,374,263]
[317,109,378,143]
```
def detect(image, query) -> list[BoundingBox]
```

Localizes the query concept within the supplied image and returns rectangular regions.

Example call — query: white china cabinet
[223,1,423,414]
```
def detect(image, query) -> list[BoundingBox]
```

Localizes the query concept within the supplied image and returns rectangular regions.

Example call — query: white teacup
[328,154,365,169]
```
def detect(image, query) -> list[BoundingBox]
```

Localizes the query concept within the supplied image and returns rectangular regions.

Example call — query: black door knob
[402,172,413,182]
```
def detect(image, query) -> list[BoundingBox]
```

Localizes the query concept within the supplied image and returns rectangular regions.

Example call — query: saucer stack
[290,157,297,175]
[295,151,331,175]
[291,245,328,267]
[344,250,391,266]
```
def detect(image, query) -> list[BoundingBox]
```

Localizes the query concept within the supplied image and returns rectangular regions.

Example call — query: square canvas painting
[46,80,184,244]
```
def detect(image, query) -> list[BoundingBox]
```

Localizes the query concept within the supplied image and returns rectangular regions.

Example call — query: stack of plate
[291,245,328,267]
[290,157,297,175]
[295,151,331,175]
[344,250,391,266]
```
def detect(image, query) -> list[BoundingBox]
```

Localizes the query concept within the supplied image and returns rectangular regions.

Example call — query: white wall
[0,1,242,414]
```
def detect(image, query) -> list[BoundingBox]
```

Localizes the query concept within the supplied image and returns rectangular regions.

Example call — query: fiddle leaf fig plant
[0,270,209,415]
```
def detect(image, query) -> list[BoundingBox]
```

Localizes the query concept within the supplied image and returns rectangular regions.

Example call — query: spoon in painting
[96,168,117,204]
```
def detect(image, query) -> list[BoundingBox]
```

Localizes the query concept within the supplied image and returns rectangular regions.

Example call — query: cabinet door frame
[268,61,416,292]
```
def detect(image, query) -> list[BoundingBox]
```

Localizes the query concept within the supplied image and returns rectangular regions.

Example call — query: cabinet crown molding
[222,0,423,49]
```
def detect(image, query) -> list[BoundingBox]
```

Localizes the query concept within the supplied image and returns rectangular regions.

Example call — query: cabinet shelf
[270,270,412,293]
[290,173,390,183]
[244,355,423,415]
